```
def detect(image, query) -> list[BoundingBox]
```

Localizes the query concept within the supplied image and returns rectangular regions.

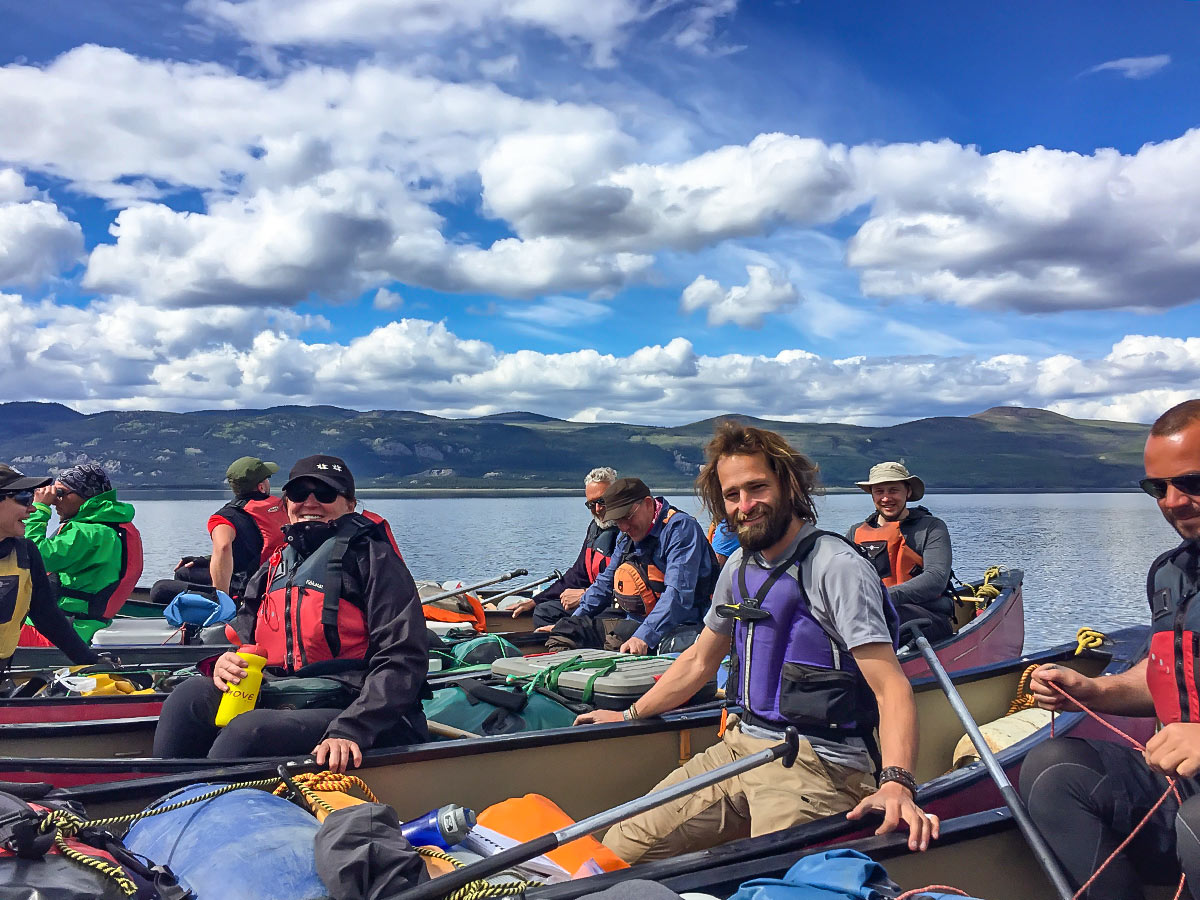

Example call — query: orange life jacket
[421,588,487,633]
[852,517,924,588]
[611,510,676,616]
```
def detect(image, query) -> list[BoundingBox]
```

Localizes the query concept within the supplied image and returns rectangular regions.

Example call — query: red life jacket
[58,522,144,621]
[252,513,381,671]
[583,520,619,583]
[852,516,924,588]
[1146,542,1200,725]
[210,495,289,596]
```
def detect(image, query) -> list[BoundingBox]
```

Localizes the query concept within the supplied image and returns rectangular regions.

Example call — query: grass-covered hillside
[0,403,1148,493]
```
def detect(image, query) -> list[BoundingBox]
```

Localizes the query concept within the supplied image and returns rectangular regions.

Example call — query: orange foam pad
[477,794,629,873]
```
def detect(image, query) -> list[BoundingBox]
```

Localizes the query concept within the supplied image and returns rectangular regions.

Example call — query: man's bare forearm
[631,628,725,717]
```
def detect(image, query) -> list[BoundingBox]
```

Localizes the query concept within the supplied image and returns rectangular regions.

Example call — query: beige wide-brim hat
[856,461,925,502]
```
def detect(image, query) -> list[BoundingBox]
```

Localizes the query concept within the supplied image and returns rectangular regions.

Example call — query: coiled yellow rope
[1075,627,1106,655]
[1007,665,1040,715]
[954,566,1004,605]
[1005,628,1106,717]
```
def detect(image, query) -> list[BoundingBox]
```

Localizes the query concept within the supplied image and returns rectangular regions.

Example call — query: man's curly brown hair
[695,420,822,527]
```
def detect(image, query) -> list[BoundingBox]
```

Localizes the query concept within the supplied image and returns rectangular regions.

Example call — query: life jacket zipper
[1174,592,1194,722]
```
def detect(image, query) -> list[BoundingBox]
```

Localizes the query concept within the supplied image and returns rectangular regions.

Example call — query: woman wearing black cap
[153,455,429,772]
[0,464,99,672]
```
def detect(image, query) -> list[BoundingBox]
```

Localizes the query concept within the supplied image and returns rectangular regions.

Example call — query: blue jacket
[574,498,716,647]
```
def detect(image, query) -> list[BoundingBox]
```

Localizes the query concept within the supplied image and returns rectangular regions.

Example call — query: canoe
[0,628,551,736]
[899,566,1024,679]
[0,565,1022,759]
[549,807,1177,900]
[42,626,1147,826]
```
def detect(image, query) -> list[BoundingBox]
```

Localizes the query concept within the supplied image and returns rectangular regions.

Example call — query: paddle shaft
[396,727,801,900]
[908,628,1076,900]
[420,569,529,605]
[483,570,563,605]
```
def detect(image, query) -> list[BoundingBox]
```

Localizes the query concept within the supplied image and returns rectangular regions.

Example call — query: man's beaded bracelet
[878,765,918,797]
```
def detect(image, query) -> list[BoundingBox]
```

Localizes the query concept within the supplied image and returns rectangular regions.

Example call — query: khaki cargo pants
[603,719,876,864]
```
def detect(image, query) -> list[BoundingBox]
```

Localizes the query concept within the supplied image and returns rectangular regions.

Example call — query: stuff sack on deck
[725,849,984,899]
[0,788,190,900]
[123,784,326,900]
[422,679,577,736]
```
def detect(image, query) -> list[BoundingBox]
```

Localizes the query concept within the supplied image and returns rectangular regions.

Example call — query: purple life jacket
[718,529,898,742]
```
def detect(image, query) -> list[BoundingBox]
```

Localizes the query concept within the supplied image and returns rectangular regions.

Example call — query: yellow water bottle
[215,647,267,727]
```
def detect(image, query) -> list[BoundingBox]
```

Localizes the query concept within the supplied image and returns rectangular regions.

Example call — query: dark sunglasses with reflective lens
[1,490,34,506]
[284,482,341,504]
[584,499,606,512]
[54,488,77,500]
[1139,474,1200,500]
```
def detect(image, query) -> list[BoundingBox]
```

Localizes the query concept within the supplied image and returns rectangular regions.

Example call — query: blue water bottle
[400,804,477,850]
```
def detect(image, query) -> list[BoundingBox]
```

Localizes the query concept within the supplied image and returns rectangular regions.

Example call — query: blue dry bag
[123,784,326,900]
[164,589,236,628]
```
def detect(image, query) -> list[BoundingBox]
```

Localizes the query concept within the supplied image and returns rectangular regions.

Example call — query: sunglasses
[1139,474,1200,500]
[1,490,34,505]
[54,488,77,500]
[284,482,341,504]
[584,499,606,512]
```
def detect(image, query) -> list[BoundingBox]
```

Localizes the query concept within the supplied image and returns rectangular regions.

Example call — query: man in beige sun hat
[846,461,955,641]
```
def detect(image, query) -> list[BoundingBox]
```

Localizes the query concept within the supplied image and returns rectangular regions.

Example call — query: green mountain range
[1,402,1149,493]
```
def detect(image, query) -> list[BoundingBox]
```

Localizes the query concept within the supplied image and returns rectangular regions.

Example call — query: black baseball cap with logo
[599,477,653,521]
[0,464,52,493]
[283,455,355,496]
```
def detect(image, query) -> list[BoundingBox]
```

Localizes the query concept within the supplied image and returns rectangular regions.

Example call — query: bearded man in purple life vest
[573,421,938,863]
[1022,398,1200,900]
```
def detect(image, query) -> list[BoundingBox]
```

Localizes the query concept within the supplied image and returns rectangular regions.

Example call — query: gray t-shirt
[703,523,893,772]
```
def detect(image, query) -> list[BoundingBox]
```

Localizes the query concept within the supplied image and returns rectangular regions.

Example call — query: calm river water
[128,493,1176,653]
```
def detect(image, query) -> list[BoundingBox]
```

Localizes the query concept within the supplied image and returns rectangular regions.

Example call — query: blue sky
[1,0,1198,424]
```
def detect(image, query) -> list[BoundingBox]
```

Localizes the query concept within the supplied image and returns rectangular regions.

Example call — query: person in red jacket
[150,456,289,604]
[152,455,429,773]
[1021,399,1200,899]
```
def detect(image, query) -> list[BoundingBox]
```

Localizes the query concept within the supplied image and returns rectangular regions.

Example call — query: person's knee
[532,602,565,628]
[1176,795,1200,880]
[1020,738,1103,808]
[163,674,221,714]
[209,710,276,757]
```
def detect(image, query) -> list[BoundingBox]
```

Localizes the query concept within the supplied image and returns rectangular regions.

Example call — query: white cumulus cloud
[0,169,84,287]
[681,265,798,327]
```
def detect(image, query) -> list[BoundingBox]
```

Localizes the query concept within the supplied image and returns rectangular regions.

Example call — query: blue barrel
[123,784,328,900]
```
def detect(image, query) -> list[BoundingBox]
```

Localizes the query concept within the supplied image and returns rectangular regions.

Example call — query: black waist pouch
[778,662,868,733]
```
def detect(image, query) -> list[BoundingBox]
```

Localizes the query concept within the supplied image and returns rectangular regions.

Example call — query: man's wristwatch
[622,704,640,722]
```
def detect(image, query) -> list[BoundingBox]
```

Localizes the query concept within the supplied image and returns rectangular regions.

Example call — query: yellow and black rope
[417,845,542,900]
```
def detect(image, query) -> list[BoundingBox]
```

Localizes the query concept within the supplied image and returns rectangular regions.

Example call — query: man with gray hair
[847,461,954,642]
[509,466,621,628]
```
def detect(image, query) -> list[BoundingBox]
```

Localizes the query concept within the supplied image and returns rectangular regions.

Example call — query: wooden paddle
[903,620,1076,900]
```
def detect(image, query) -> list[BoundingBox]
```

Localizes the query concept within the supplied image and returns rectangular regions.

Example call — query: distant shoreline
[117,485,1144,500]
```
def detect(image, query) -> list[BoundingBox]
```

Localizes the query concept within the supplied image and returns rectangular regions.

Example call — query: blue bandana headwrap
[58,463,112,499]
